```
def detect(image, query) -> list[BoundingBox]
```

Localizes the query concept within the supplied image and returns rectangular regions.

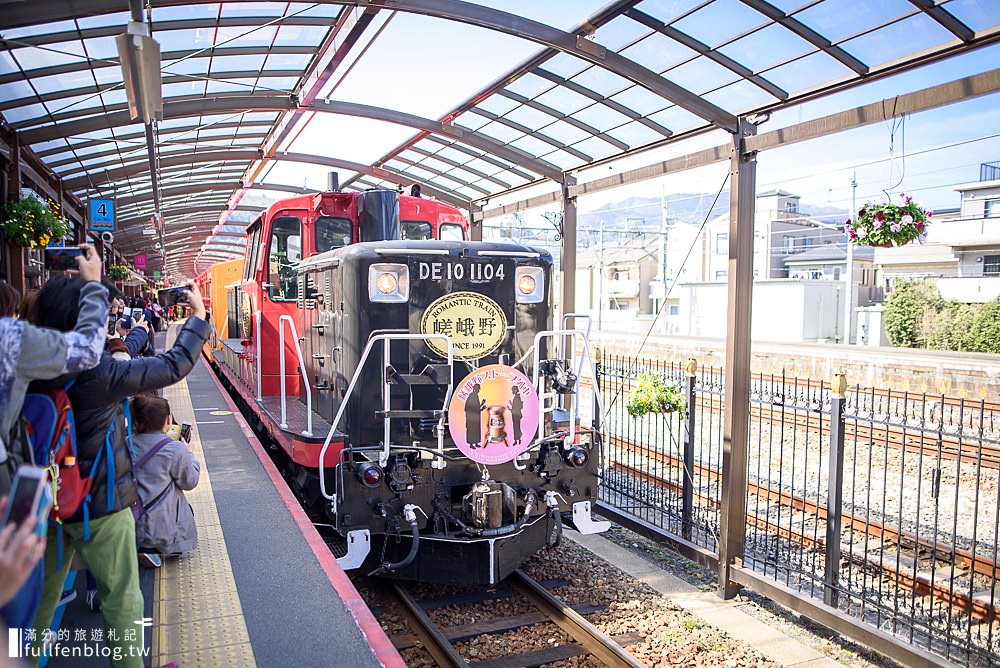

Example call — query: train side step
[376,409,445,419]
[385,364,451,386]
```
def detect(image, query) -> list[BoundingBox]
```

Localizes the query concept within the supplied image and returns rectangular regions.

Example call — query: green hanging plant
[106,264,130,280]
[1,196,71,248]
[626,372,685,418]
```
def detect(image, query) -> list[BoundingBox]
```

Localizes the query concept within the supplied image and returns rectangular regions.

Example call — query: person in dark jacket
[28,280,208,668]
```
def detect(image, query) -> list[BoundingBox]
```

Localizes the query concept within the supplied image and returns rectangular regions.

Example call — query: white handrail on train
[531,329,604,450]
[255,310,262,402]
[278,314,313,437]
[561,313,592,384]
[319,332,454,501]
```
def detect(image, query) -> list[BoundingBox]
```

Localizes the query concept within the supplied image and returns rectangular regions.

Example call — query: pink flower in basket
[901,214,913,225]
[856,227,868,239]
[890,223,901,233]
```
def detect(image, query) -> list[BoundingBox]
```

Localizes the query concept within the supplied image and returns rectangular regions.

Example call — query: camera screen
[44,247,84,271]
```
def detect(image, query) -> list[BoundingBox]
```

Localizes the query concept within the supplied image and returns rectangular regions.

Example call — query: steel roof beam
[0,0,737,130]
[467,108,591,162]
[21,96,294,143]
[0,70,303,112]
[47,132,270,169]
[531,68,674,136]
[907,0,974,42]
[0,46,317,87]
[308,99,560,179]
[352,0,646,189]
[37,121,274,157]
[386,155,492,197]
[338,0,736,131]
[402,145,512,189]
[416,137,535,181]
[1,15,333,49]
[625,8,788,100]
[493,89,629,152]
[739,0,869,76]
[66,148,470,207]
[22,95,559,181]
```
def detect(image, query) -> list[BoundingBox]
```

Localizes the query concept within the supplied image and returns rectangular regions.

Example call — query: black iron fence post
[682,357,697,540]
[824,370,848,608]
[593,348,602,435]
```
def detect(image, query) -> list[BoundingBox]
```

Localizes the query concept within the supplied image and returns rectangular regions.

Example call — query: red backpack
[22,382,89,521]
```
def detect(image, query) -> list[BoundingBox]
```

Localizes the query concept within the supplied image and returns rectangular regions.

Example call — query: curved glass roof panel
[620,31,699,74]
[670,0,770,48]
[717,23,814,74]
[794,0,914,44]
[945,0,1000,32]
[0,0,995,279]
[839,13,956,68]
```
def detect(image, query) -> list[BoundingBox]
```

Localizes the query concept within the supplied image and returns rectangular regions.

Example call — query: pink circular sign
[448,364,540,465]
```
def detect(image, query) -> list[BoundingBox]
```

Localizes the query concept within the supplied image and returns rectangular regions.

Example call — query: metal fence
[595,352,1000,667]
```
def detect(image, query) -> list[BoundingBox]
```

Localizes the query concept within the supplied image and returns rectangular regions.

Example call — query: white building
[875,171,1000,303]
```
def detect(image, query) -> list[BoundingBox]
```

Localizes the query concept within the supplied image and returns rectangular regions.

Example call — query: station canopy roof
[1,0,998,277]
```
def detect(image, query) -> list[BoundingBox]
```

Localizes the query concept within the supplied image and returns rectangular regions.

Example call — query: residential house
[875,164,1000,303]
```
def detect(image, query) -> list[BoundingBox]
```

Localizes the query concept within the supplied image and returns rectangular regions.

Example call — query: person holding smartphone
[27,280,208,668]
[0,494,46,608]
[130,396,200,566]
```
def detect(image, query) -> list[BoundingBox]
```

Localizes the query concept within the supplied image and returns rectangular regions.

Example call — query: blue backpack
[22,385,132,565]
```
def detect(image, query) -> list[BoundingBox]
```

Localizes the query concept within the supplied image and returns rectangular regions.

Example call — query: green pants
[31,509,145,668]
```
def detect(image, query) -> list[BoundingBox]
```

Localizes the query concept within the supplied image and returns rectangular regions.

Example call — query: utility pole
[844,173,857,344]
[597,218,604,331]
[660,187,668,332]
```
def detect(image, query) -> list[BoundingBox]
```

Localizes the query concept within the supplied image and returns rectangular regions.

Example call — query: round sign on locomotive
[203,181,607,586]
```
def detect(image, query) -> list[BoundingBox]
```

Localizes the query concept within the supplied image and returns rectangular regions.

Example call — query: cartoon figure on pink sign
[448,365,540,465]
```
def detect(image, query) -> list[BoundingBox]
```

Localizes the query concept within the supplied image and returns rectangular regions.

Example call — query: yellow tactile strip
[149,366,257,668]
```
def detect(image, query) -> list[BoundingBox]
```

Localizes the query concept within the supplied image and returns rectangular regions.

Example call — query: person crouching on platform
[27,280,209,668]
[131,395,200,566]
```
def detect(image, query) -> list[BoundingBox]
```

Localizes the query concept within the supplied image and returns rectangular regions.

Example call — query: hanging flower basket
[106,264,130,280]
[845,194,931,247]
[1,197,70,248]
[626,372,686,418]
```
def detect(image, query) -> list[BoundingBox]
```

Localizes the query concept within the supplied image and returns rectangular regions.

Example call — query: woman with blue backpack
[0,245,108,639]
[27,279,209,668]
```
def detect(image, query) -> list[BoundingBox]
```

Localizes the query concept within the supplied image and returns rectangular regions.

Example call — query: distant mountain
[576,192,848,248]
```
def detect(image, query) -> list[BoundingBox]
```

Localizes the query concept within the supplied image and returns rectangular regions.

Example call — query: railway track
[606,438,999,623]
[583,375,1000,469]
[383,570,645,668]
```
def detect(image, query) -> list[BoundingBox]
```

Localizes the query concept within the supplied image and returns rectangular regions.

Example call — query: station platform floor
[44,327,402,667]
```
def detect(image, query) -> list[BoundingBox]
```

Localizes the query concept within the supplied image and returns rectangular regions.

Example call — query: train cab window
[315,216,352,253]
[268,216,301,301]
[401,220,432,240]
[245,222,262,281]
[440,223,465,241]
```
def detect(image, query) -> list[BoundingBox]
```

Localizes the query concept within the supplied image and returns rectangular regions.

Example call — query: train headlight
[358,463,384,488]
[515,266,544,303]
[565,446,588,468]
[376,272,397,294]
[368,263,409,302]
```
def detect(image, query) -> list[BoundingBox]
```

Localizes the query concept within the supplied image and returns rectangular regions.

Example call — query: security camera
[154,242,162,250]
[100,231,114,244]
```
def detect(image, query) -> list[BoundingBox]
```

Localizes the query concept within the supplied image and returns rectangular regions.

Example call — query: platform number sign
[89,198,115,231]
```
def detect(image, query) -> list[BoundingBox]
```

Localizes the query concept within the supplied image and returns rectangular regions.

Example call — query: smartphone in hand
[0,466,51,537]
[43,247,84,272]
